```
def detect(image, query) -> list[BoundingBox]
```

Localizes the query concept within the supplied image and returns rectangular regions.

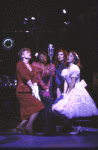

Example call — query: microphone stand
[48,44,54,134]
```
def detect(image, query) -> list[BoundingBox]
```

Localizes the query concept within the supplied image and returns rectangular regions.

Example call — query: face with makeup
[39,54,47,63]
[22,50,31,59]
[67,52,75,63]
[58,51,65,62]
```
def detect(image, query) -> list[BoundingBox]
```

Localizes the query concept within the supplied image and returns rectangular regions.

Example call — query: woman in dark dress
[52,49,72,132]
[54,49,68,104]
[16,48,44,135]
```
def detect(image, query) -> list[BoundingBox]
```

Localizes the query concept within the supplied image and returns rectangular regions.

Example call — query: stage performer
[52,51,98,134]
[32,51,55,133]
[54,49,68,104]
[16,48,44,135]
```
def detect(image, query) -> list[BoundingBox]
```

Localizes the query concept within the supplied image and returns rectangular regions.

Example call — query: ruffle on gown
[52,80,98,119]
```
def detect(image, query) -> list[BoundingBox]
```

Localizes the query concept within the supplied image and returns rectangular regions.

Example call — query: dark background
[0,0,98,95]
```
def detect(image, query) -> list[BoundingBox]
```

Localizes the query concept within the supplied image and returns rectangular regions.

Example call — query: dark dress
[54,62,66,104]
[16,61,44,120]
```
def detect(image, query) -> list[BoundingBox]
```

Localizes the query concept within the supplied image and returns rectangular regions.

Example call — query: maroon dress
[16,61,44,120]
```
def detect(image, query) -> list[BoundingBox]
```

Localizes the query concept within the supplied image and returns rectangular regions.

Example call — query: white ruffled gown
[52,64,98,119]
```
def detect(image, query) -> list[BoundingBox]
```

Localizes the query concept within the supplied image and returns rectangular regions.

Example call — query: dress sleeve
[32,62,42,74]
[70,65,80,78]
[42,64,55,76]
[47,64,55,75]
[17,61,30,82]
[32,62,46,89]
[61,69,68,77]
[55,68,61,88]
[38,64,55,90]
[37,74,48,90]
[31,65,38,83]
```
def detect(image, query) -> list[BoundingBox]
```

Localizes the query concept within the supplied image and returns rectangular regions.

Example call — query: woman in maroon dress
[16,48,44,135]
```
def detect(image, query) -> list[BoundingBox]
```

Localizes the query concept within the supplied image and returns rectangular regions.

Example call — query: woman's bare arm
[68,77,76,93]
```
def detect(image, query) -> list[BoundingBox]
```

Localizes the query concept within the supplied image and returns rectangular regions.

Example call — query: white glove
[34,86,41,101]
[30,85,41,101]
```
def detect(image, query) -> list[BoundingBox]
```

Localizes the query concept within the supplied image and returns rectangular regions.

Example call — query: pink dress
[52,64,98,119]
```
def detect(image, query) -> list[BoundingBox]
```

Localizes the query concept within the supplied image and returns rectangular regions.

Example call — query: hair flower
[76,54,79,60]
[35,52,39,58]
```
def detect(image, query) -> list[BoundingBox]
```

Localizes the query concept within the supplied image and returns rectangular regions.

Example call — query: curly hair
[38,51,47,57]
[18,48,31,60]
[54,49,68,68]
[67,51,82,68]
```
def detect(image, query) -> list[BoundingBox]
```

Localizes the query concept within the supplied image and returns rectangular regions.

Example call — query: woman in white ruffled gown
[52,51,98,134]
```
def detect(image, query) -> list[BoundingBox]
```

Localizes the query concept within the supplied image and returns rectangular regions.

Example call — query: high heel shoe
[70,126,82,135]
[25,127,36,135]
[16,126,26,134]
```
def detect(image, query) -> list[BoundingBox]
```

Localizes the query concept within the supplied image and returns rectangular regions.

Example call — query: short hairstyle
[38,51,47,58]
[18,48,31,60]
[54,49,68,68]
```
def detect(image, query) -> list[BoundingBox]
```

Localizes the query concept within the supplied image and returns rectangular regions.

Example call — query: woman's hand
[57,88,61,98]
[33,82,37,86]
[31,85,41,101]
[63,93,67,100]
[52,106,55,111]
[42,90,50,98]
[30,83,38,97]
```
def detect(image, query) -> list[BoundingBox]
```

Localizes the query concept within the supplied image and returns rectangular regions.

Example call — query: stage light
[64,22,67,24]
[25,31,29,33]
[2,38,14,50]
[63,9,67,14]
[23,21,27,24]
[64,21,70,25]
[14,79,17,86]
[31,17,35,20]
[24,18,28,21]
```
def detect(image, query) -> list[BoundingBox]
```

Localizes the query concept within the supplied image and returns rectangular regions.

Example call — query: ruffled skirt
[52,80,98,119]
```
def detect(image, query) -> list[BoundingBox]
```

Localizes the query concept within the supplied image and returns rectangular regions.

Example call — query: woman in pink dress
[52,51,98,134]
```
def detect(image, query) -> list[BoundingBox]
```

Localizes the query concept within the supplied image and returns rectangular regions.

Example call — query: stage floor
[0,126,98,148]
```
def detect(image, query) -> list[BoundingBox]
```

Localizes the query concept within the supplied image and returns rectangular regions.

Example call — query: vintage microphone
[48,44,54,133]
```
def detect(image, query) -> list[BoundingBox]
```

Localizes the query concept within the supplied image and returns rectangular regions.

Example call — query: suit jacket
[16,61,38,93]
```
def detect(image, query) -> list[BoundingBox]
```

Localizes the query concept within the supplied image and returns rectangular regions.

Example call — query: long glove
[31,85,41,101]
